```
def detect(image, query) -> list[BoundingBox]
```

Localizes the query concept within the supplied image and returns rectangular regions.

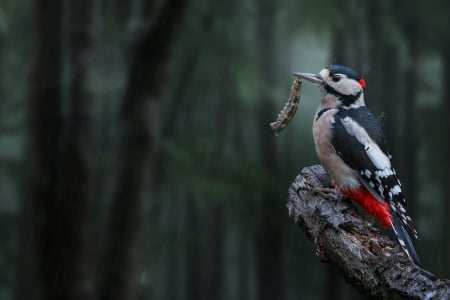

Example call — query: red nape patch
[359,78,367,89]
[340,187,391,228]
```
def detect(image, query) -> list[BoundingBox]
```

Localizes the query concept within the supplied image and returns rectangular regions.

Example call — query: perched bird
[295,65,420,265]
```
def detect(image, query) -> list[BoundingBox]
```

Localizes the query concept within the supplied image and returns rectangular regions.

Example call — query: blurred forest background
[0,0,449,299]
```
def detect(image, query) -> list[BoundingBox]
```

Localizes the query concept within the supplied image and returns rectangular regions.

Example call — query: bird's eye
[331,74,341,82]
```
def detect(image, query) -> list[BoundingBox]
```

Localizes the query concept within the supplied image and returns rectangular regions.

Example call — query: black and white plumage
[295,65,420,265]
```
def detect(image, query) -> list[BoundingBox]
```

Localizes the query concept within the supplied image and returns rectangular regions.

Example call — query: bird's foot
[313,187,342,201]
[295,183,341,201]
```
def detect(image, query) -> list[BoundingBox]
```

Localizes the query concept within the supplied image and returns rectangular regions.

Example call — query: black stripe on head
[328,65,362,81]
[325,84,362,106]
[325,65,363,106]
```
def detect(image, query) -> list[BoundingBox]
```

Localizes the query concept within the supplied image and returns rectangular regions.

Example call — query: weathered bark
[287,165,450,299]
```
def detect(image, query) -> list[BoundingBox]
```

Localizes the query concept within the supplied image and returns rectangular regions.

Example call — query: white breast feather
[341,117,391,170]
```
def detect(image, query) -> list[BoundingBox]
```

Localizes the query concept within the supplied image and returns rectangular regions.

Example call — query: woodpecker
[295,65,420,265]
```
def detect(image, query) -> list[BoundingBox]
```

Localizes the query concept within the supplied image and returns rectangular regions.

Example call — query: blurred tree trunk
[97,0,188,299]
[366,5,415,227]
[185,195,203,300]
[330,29,347,64]
[202,72,234,300]
[255,2,284,300]
[330,1,364,71]
[0,31,3,98]
[442,33,450,276]
[54,0,96,298]
[18,0,94,299]
[111,0,132,24]
[231,114,251,300]
[366,2,400,148]
[365,0,385,113]
[237,237,250,300]
[15,1,62,299]
[324,266,341,300]
[24,0,63,298]
[158,17,204,300]
[399,25,419,220]
[185,56,230,300]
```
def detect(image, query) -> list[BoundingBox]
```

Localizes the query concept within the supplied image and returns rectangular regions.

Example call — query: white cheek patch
[341,117,391,170]
[326,76,362,96]
[336,79,361,95]
[319,68,330,79]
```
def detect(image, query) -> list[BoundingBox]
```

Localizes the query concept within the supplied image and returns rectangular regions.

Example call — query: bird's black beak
[292,72,324,86]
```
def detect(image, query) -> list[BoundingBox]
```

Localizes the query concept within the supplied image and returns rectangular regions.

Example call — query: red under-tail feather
[339,186,420,265]
[340,187,392,228]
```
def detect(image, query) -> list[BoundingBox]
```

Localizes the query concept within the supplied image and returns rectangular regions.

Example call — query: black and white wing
[331,106,420,264]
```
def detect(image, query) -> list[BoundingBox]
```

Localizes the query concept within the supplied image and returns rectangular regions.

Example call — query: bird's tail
[392,214,421,266]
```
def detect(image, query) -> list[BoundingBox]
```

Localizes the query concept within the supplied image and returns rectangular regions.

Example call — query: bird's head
[294,65,366,107]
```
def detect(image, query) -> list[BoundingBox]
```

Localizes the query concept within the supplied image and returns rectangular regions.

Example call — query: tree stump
[287,165,450,299]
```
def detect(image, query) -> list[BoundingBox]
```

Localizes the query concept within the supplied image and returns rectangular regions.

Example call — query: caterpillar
[270,75,302,134]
